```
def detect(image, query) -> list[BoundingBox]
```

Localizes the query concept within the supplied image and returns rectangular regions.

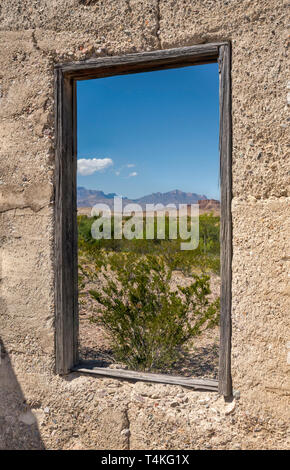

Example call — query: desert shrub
[88,255,220,371]
[78,213,220,274]
[199,213,220,254]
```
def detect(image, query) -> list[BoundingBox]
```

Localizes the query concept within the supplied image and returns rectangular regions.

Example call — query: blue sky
[77,63,220,200]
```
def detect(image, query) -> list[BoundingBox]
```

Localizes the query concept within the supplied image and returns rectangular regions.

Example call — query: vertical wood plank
[218,44,233,397]
[72,79,79,367]
[55,70,78,374]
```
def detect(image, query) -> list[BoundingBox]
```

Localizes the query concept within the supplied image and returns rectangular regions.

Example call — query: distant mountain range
[77,187,220,212]
[77,187,118,207]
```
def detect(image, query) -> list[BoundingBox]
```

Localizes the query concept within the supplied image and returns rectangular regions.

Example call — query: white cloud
[77,158,113,176]
[115,164,136,177]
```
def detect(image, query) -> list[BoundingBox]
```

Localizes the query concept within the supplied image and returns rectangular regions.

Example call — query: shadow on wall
[0,218,44,449]
[0,340,45,450]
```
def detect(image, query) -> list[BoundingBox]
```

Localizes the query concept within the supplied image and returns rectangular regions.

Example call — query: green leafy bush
[88,254,220,371]
[78,213,220,275]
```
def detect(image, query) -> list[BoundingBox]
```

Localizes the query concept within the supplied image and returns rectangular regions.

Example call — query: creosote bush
[88,254,220,371]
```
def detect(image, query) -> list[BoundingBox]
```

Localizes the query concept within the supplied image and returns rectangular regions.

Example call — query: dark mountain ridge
[77,187,210,209]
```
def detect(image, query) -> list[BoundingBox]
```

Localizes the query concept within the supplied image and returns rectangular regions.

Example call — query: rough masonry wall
[0,0,289,449]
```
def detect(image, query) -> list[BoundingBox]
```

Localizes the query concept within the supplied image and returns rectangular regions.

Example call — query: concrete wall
[0,0,289,449]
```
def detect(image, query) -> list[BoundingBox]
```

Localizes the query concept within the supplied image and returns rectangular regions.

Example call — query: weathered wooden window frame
[54,43,232,396]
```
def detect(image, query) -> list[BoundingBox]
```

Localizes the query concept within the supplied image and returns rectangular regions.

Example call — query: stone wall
[0,0,289,449]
